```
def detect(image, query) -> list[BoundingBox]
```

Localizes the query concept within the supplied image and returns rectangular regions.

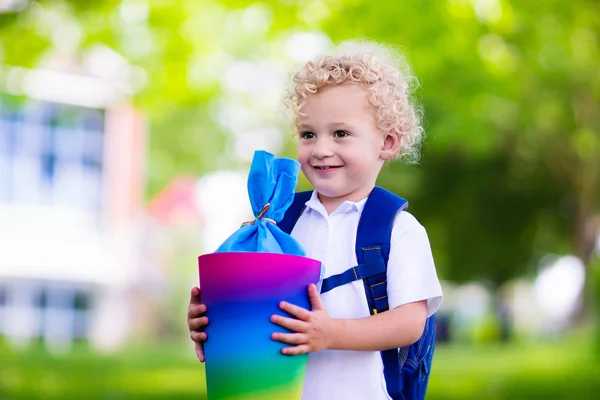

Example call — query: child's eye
[300,131,316,139]
[333,130,349,138]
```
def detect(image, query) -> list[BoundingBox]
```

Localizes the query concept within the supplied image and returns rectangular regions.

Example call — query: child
[187,40,443,400]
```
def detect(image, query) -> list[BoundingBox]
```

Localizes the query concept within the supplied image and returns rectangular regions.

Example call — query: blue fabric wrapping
[215,150,306,256]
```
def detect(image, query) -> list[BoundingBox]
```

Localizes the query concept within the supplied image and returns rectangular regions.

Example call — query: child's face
[296,84,395,205]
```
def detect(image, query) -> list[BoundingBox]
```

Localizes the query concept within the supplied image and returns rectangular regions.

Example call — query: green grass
[428,338,599,400]
[0,337,598,399]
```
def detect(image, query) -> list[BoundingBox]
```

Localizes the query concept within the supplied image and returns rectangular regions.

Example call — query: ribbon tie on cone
[241,203,276,227]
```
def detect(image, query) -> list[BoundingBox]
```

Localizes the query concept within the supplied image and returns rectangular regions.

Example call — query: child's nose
[311,137,334,159]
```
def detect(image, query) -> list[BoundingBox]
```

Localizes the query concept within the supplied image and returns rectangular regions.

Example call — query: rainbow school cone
[198,251,321,400]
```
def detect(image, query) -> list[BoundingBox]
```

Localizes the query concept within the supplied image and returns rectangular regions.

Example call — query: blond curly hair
[285,40,424,163]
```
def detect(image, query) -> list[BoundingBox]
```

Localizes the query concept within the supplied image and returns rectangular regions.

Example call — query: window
[0,95,105,215]
[0,280,93,346]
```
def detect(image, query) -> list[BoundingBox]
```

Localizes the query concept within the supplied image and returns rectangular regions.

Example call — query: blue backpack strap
[357,187,408,400]
[320,258,386,294]
[358,187,437,400]
[356,186,408,314]
[278,190,312,235]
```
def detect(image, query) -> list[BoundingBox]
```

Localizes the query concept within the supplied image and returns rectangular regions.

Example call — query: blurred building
[0,54,147,353]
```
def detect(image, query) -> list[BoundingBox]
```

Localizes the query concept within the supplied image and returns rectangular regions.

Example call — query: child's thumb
[308,284,325,310]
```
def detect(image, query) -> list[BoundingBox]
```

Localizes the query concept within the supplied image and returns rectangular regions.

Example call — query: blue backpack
[279,186,437,400]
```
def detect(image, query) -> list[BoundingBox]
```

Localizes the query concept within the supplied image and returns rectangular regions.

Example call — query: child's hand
[187,286,209,362]
[270,283,337,355]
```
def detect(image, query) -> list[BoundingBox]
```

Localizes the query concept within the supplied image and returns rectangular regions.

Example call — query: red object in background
[147,176,202,226]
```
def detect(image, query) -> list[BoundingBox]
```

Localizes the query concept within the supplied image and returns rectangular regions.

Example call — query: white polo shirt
[291,191,443,400]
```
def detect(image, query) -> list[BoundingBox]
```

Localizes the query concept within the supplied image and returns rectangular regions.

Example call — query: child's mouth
[313,166,341,173]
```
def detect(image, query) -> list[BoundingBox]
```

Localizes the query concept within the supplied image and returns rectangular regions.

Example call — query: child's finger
[194,341,205,363]
[281,344,311,356]
[190,330,207,343]
[187,304,207,320]
[279,301,311,321]
[270,314,306,332]
[189,287,202,305]
[189,316,209,331]
[271,332,306,345]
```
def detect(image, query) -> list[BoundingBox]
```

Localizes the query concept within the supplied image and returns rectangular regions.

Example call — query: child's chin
[313,185,345,199]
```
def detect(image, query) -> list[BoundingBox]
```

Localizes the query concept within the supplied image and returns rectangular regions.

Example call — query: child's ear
[380,130,402,161]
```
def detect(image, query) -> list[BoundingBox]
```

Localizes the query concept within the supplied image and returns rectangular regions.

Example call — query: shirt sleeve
[386,211,443,318]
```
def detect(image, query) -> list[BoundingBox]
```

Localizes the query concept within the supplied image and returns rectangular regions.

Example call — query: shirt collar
[304,190,369,217]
